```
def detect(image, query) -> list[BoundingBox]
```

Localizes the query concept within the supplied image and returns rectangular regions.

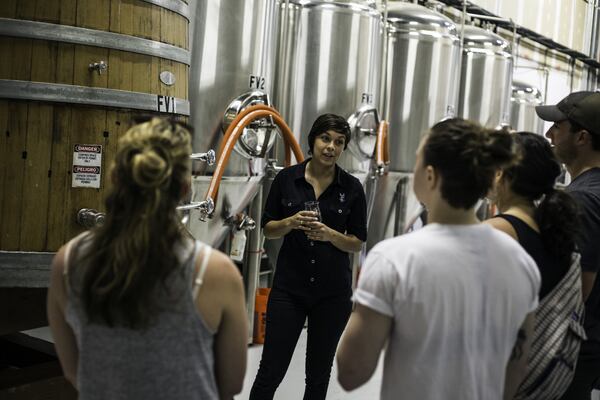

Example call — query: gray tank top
[64,234,219,400]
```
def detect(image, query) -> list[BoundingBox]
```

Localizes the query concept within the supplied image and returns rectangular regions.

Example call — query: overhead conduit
[204,104,304,217]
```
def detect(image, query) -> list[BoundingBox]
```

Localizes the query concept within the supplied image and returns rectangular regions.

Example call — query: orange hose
[376,120,390,171]
[216,104,282,161]
[206,108,304,206]
[383,123,390,164]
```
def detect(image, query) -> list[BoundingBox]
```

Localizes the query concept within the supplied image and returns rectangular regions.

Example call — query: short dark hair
[307,114,351,154]
[423,118,516,209]
[569,118,600,151]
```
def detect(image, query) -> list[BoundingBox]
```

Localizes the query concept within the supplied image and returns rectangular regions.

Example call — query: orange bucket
[253,288,271,344]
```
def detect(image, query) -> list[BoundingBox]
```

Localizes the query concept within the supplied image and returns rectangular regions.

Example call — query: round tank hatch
[347,104,380,160]
[222,91,279,160]
[511,80,542,104]
[386,3,457,38]
[462,25,511,56]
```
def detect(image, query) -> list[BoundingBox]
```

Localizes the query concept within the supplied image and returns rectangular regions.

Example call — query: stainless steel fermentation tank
[274,0,383,178]
[188,0,286,343]
[367,3,460,250]
[382,2,461,172]
[458,25,513,128]
[187,0,280,248]
[510,80,544,135]
[270,0,383,284]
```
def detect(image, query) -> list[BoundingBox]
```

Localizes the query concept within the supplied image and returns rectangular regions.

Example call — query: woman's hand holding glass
[305,219,334,242]
[291,211,318,231]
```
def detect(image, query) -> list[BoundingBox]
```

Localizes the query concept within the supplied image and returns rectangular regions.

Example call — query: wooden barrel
[0,0,190,253]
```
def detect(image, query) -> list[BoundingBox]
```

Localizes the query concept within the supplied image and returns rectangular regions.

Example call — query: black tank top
[495,214,568,299]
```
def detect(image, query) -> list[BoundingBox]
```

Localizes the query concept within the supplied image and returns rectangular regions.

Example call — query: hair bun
[131,147,172,189]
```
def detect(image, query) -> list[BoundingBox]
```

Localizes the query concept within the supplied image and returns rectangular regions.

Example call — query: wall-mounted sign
[72,144,102,188]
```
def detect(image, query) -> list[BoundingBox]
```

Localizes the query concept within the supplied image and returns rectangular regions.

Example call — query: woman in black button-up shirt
[250,114,367,400]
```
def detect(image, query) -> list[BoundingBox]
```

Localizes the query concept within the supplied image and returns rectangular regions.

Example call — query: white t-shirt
[355,223,540,400]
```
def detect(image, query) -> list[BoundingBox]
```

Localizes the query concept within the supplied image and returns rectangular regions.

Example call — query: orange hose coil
[215,104,282,161]
[376,120,390,170]
[207,107,304,206]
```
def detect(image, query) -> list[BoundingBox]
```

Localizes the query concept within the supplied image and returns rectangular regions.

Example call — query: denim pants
[249,287,352,400]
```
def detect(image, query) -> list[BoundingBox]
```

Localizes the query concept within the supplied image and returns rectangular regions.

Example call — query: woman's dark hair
[307,113,351,154]
[78,118,192,328]
[503,131,580,267]
[423,118,516,209]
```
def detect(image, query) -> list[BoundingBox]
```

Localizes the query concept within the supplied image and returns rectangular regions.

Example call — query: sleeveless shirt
[64,234,219,400]
[495,214,568,299]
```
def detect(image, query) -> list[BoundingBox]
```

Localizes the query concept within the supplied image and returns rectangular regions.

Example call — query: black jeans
[249,287,352,400]
[559,340,600,400]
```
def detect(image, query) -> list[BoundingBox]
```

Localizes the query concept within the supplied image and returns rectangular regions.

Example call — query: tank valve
[88,61,108,75]
[177,198,215,223]
[190,149,216,165]
[225,213,256,231]
[77,208,106,228]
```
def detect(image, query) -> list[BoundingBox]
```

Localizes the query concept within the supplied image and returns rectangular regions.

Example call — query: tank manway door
[347,104,380,160]
[222,91,278,159]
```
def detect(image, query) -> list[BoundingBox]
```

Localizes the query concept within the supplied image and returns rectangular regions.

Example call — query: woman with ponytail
[485,131,585,400]
[47,118,248,400]
[338,119,540,399]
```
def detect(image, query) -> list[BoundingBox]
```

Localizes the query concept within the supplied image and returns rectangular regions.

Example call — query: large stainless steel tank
[510,80,544,134]
[274,0,382,174]
[189,0,279,175]
[458,25,513,128]
[187,0,280,248]
[367,3,460,250]
[382,3,461,172]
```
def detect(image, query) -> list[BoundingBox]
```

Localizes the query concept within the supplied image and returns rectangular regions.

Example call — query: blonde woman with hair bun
[47,117,248,400]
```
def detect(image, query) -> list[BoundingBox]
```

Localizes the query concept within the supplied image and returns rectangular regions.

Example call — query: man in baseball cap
[537,91,600,399]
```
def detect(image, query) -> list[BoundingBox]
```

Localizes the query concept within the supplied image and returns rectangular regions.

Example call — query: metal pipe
[503,18,518,126]
[244,189,263,344]
[393,176,410,236]
[380,0,389,119]
[78,198,215,228]
[466,13,512,23]
[456,0,467,111]
[177,200,215,212]
[190,149,215,165]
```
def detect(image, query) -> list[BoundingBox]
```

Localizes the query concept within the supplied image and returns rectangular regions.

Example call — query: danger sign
[72,143,102,188]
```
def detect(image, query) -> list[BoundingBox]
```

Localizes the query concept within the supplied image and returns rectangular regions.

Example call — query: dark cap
[536,91,600,136]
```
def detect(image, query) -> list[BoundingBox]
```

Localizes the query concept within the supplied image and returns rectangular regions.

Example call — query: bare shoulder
[48,244,69,308]
[198,248,243,290]
[483,217,518,240]
[51,245,68,276]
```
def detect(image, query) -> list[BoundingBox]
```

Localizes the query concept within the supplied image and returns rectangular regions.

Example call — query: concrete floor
[236,327,384,400]
[21,327,600,400]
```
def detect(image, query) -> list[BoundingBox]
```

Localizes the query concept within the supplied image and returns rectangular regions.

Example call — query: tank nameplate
[249,75,266,90]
